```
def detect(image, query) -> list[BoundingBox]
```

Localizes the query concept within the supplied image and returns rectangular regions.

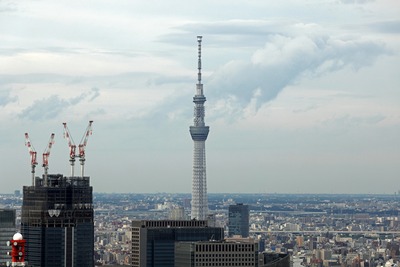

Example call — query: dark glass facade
[0,209,16,266]
[228,203,249,237]
[21,174,94,267]
[261,253,290,267]
[131,220,224,267]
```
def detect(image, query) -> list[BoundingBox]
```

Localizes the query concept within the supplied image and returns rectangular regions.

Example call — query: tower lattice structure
[190,36,210,220]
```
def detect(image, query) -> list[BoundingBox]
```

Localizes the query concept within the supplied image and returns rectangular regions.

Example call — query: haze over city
[0,0,399,194]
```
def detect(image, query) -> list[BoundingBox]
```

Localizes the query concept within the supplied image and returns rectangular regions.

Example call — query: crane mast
[63,121,93,177]
[78,120,93,177]
[42,133,55,186]
[63,123,77,176]
[24,133,38,186]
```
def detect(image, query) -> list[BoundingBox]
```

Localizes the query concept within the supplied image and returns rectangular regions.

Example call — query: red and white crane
[24,133,38,186]
[42,133,55,186]
[78,120,93,177]
[63,123,77,177]
[63,121,93,177]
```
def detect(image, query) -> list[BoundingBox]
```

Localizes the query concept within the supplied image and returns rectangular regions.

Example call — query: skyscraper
[21,174,94,267]
[190,36,210,220]
[228,203,250,237]
[0,209,16,266]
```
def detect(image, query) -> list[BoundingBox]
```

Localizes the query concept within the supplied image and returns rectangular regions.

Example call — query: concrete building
[131,220,223,267]
[175,237,259,267]
[190,36,210,220]
[228,203,249,237]
[21,174,94,267]
[0,209,16,266]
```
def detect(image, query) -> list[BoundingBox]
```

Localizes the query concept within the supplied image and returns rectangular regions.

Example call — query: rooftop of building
[131,219,210,228]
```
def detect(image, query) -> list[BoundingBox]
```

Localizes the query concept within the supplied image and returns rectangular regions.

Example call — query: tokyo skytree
[190,36,209,220]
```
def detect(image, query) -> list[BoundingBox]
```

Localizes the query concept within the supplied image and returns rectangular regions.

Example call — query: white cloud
[206,32,388,118]
[0,89,17,106]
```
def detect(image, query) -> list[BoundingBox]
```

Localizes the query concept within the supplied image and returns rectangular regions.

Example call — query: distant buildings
[131,220,224,267]
[169,207,185,220]
[0,209,16,266]
[21,174,94,267]
[228,203,249,237]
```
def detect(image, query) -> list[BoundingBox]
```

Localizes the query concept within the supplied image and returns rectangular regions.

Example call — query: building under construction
[21,122,94,267]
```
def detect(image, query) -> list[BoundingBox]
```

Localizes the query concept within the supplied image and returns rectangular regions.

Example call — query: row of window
[195,244,255,252]
[195,256,255,262]
[195,263,255,266]
[196,253,255,259]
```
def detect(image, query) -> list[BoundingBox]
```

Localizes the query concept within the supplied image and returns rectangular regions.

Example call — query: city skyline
[0,0,399,194]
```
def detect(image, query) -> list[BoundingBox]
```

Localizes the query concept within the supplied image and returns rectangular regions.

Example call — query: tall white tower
[190,36,209,220]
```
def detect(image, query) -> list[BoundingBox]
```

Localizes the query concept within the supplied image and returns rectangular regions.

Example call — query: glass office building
[0,209,16,266]
[21,174,94,267]
[228,203,249,238]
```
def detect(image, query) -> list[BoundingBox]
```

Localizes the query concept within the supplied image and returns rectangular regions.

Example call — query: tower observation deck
[190,36,209,220]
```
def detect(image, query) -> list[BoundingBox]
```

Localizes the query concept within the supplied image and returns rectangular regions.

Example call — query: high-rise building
[0,209,16,266]
[228,203,250,237]
[131,220,223,267]
[21,174,94,267]
[190,36,210,220]
[175,237,259,267]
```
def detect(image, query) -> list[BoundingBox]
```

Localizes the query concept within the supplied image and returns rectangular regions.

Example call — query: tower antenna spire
[197,36,202,84]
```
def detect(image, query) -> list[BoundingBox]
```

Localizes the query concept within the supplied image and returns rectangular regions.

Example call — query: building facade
[175,238,259,267]
[261,252,290,267]
[190,36,210,220]
[21,174,94,267]
[131,220,224,267]
[0,209,16,266]
[228,203,250,237]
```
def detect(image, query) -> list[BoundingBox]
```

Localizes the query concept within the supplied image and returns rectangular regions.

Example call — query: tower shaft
[190,36,209,220]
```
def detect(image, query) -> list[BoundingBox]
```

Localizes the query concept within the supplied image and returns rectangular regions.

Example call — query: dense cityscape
[2,192,400,266]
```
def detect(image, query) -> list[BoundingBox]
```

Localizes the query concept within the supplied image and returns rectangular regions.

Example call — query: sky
[0,0,399,194]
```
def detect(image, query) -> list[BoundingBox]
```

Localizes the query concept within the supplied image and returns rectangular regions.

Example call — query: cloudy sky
[0,0,399,194]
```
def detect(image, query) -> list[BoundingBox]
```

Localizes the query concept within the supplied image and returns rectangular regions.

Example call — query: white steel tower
[190,36,210,220]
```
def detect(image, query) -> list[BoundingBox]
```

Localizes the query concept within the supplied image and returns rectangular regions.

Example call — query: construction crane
[63,123,77,177]
[24,133,38,186]
[63,121,93,177]
[42,133,55,187]
[78,120,93,177]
